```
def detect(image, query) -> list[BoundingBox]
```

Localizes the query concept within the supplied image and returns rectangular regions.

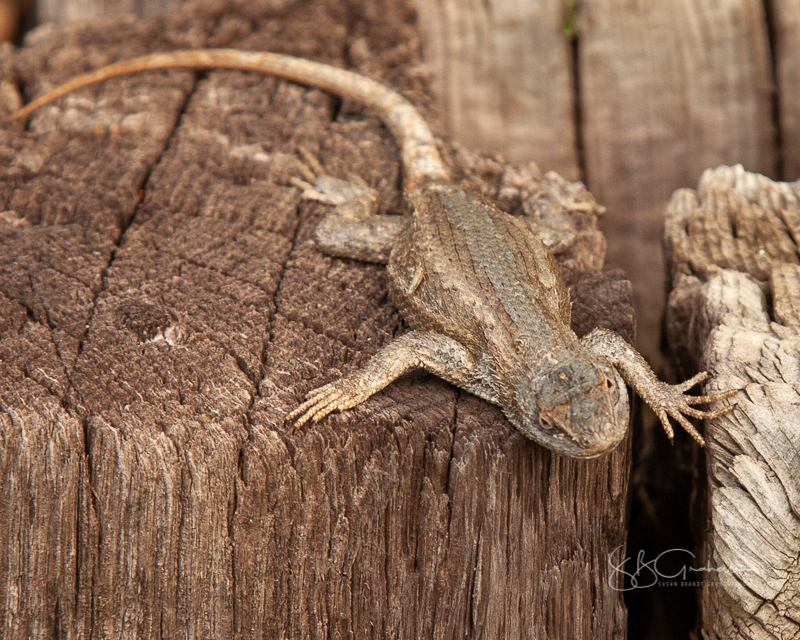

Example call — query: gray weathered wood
[664,164,800,640]
[0,2,633,638]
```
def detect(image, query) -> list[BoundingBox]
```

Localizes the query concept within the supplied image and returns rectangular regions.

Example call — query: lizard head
[515,359,629,458]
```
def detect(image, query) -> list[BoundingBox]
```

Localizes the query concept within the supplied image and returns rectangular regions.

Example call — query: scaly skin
[8,49,738,457]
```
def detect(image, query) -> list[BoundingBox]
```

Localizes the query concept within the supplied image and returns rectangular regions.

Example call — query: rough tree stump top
[665,165,800,640]
[0,2,634,638]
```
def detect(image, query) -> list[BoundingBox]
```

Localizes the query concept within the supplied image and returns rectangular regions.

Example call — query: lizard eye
[538,402,570,431]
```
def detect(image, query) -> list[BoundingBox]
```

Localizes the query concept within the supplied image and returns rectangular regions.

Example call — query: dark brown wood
[664,165,800,640]
[0,2,632,638]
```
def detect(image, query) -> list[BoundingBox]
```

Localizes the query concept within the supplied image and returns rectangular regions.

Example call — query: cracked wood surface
[31,0,800,381]
[665,165,800,640]
[0,2,633,638]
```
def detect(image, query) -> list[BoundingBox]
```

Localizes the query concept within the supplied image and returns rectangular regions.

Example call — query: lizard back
[387,183,575,365]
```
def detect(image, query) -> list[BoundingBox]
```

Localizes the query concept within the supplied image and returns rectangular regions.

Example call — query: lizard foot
[290,150,400,263]
[286,378,371,429]
[286,331,474,430]
[582,328,739,447]
[646,371,738,446]
[290,147,376,207]
[300,175,377,207]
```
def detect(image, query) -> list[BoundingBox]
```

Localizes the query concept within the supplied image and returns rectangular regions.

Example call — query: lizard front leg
[287,331,475,427]
[582,328,738,445]
[296,173,406,264]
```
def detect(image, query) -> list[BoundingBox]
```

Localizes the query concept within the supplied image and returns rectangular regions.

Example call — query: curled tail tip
[6,97,52,123]
[5,109,26,123]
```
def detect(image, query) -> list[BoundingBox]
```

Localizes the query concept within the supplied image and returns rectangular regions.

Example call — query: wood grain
[579,0,777,366]
[0,2,633,637]
[771,0,800,179]
[411,0,579,179]
[664,165,800,640]
[35,0,188,23]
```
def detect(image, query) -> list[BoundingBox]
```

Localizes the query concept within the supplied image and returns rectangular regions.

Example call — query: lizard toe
[675,370,710,393]
[651,380,737,446]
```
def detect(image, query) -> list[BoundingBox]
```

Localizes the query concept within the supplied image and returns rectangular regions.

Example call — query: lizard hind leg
[292,155,406,263]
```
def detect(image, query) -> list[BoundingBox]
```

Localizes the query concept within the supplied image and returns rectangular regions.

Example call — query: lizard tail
[7,48,449,186]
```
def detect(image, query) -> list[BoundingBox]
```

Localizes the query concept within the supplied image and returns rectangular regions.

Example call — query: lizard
[6,49,738,458]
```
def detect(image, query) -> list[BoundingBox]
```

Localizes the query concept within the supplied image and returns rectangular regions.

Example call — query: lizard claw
[290,147,337,200]
[296,145,325,176]
[648,372,738,446]
[291,146,372,205]
[286,378,369,429]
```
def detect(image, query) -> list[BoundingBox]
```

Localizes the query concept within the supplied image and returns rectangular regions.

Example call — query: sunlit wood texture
[664,165,800,640]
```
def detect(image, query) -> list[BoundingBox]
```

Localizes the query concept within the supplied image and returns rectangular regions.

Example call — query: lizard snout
[516,361,629,458]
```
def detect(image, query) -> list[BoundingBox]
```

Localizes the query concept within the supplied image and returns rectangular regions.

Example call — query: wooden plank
[412,0,579,179]
[579,0,777,365]
[0,2,633,637]
[664,165,800,639]
[36,0,189,23]
[771,0,800,179]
